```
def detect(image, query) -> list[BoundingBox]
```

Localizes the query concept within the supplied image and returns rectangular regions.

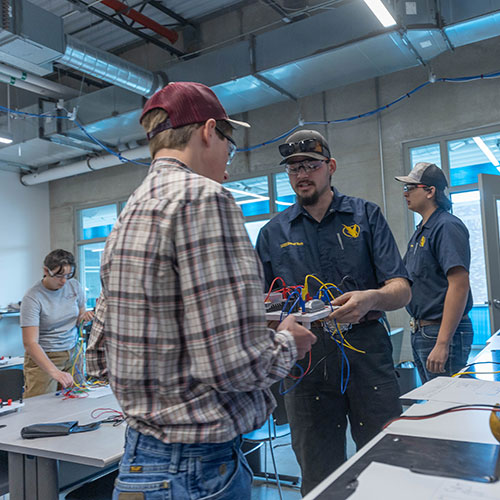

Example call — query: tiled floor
[248,424,357,499]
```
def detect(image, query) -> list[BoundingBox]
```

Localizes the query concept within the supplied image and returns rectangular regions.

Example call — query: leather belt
[418,319,441,327]
[410,315,468,332]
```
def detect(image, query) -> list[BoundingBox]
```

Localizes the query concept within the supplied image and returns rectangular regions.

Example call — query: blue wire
[236,69,500,153]
[4,68,500,162]
[0,104,149,167]
[279,290,301,321]
[324,321,350,394]
[279,362,305,395]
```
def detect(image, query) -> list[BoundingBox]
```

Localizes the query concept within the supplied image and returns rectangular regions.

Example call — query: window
[448,132,500,187]
[274,172,296,212]
[223,176,270,217]
[76,202,123,309]
[410,143,441,169]
[223,170,288,246]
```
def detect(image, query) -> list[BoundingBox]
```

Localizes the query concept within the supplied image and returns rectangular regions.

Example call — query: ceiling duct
[5,0,500,186]
[60,36,164,98]
[0,0,165,97]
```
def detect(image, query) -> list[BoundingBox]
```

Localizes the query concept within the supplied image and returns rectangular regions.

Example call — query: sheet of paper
[349,462,500,500]
[486,336,500,349]
[386,400,498,444]
[401,376,500,405]
[86,385,113,399]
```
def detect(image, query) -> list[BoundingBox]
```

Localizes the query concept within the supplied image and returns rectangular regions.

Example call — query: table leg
[8,452,58,500]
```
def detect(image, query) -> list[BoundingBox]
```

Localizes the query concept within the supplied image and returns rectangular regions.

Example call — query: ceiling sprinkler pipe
[0,63,76,98]
[20,145,151,185]
[0,72,63,98]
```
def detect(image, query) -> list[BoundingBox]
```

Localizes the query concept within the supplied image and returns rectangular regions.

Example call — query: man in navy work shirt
[256,129,411,495]
[396,162,473,384]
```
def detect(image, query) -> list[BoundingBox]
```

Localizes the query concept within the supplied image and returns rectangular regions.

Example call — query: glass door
[479,173,500,335]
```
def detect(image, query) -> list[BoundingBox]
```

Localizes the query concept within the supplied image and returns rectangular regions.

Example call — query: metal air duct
[60,36,165,98]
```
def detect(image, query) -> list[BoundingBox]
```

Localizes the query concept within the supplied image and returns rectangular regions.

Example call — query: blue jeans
[411,317,473,384]
[112,427,253,500]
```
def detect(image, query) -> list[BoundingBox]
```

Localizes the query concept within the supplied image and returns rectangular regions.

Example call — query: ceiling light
[363,0,397,27]
[473,136,499,167]
[0,131,13,144]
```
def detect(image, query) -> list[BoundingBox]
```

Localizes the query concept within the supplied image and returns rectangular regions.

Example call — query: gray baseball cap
[395,162,448,190]
[279,130,331,165]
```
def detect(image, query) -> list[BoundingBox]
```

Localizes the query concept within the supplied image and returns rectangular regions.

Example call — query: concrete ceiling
[1,0,500,180]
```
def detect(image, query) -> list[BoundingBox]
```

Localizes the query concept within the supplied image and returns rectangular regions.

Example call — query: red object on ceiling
[100,0,179,44]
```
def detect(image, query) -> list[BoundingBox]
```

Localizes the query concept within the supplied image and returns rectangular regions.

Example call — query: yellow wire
[302,274,329,300]
[302,274,366,354]
[71,341,85,388]
[452,370,500,378]
[318,283,342,301]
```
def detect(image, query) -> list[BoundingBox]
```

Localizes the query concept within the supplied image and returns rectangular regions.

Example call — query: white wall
[0,170,50,356]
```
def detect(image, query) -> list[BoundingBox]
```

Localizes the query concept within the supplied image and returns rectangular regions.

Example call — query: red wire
[383,406,500,429]
[288,350,312,380]
[264,277,287,302]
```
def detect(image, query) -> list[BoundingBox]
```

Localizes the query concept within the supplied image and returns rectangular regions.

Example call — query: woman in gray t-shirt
[20,249,94,397]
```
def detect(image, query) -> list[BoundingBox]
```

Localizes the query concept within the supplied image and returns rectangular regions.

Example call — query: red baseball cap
[140,82,250,140]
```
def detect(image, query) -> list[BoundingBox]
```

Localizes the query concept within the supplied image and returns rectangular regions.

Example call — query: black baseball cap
[395,162,448,190]
[279,130,331,165]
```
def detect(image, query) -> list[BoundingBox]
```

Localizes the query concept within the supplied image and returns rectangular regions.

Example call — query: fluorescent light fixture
[0,131,13,144]
[472,136,499,167]
[363,0,397,27]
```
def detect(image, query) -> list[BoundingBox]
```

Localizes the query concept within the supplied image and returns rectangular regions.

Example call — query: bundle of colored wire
[58,386,89,399]
[383,404,500,429]
[91,407,125,426]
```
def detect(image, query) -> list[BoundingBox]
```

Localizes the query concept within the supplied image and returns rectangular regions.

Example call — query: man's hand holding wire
[277,315,317,360]
[329,290,378,324]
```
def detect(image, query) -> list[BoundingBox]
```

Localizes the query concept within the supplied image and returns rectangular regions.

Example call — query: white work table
[0,390,125,500]
[304,330,500,499]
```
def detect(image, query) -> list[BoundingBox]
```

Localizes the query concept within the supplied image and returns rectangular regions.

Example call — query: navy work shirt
[256,188,409,298]
[403,208,473,321]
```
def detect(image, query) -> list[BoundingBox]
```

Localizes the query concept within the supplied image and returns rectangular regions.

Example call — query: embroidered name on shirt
[280,241,304,248]
[342,224,360,238]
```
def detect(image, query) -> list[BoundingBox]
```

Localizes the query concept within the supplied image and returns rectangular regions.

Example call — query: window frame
[74,199,126,307]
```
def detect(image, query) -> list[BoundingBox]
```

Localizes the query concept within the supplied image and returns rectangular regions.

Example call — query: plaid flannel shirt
[87,158,297,443]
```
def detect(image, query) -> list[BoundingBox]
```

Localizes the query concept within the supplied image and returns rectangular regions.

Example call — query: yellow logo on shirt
[280,241,304,248]
[342,224,360,239]
[419,236,426,247]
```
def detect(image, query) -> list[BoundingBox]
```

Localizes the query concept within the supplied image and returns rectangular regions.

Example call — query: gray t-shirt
[20,279,85,352]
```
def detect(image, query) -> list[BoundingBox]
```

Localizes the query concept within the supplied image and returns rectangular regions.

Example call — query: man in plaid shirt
[87,81,316,500]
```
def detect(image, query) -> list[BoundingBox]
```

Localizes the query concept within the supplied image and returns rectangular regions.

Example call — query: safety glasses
[47,267,75,280]
[403,184,428,192]
[215,126,237,165]
[285,160,327,175]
